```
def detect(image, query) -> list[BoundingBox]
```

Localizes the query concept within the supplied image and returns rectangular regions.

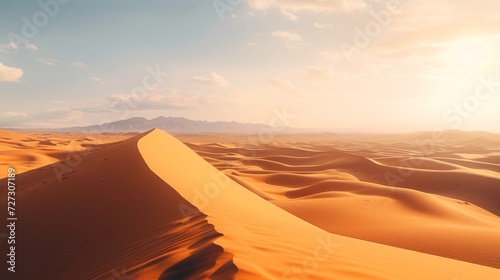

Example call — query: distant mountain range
[59,116,276,133]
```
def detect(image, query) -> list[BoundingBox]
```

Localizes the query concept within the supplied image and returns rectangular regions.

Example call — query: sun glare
[446,38,495,72]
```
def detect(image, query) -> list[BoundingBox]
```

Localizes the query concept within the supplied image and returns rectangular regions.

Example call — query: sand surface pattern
[0,129,499,279]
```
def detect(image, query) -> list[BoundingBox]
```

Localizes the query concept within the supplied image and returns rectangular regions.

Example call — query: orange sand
[0,129,499,279]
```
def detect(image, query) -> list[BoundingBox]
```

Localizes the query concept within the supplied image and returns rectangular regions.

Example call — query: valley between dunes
[1,129,499,279]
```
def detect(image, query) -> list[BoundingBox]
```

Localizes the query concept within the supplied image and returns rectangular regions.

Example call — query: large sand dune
[0,131,236,279]
[0,129,499,279]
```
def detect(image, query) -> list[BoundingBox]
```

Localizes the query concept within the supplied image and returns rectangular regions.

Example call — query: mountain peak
[60,116,274,133]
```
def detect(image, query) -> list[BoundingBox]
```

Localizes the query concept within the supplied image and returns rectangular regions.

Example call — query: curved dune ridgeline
[188,132,500,270]
[0,130,236,280]
[0,129,499,279]
[138,129,500,279]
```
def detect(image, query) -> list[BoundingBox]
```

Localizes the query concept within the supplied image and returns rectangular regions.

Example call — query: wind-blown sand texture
[0,130,129,175]
[0,129,499,279]
[186,131,500,269]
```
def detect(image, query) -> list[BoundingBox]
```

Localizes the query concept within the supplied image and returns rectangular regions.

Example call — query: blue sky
[1,0,500,132]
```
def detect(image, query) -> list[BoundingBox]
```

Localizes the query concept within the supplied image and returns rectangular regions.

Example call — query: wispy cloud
[271,31,303,48]
[0,111,28,127]
[0,63,23,82]
[271,31,302,42]
[33,108,83,125]
[297,66,335,81]
[37,58,59,66]
[25,44,39,51]
[3,111,27,118]
[0,42,38,53]
[106,89,203,111]
[248,0,367,14]
[0,42,18,53]
[89,76,106,84]
[281,9,298,21]
[6,107,86,128]
[268,77,308,95]
[71,61,88,68]
[314,22,333,29]
[191,72,228,87]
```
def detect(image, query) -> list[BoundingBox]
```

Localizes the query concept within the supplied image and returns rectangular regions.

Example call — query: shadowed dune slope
[0,131,236,280]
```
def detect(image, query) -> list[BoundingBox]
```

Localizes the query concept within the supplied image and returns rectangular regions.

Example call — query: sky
[0,0,499,132]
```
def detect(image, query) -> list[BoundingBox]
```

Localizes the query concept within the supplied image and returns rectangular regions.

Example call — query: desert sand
[184,131,500,270]
[1,129,500,279]
[0,130,129,176]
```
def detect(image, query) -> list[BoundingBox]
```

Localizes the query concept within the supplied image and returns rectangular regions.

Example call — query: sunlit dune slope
[138,129,500,279]
[0,130,127,177]
[187,133,500,269]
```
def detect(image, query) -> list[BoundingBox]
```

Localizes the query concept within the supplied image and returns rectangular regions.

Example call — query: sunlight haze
[1,0,499,132]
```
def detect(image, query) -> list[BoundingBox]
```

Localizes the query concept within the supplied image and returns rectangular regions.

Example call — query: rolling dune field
[0,129,499,279]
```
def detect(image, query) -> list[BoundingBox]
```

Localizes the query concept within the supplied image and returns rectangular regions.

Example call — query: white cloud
[0,42,38,53]
[35,108,83,122]
[0,42,19,53]
[10,110,88,128]
[37,58,59,66]
[271,31,303,43]
[107,89,202,111]
[89,76,106,84]
[271,31,304,48]
[72,61,88,68]
[248,0,367,14]
[314,22,333,29]
[191,72,229,87]
[298,66,335,80]
[248,42,257,47]
[26,44,38,51]
[281,9,298,21]
[268,77,308,94]
[3,111,27,118]
[0,63,23,82]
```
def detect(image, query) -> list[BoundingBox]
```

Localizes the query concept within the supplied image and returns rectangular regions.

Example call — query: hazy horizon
[1,1,500,132]
[3,114,500,135]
